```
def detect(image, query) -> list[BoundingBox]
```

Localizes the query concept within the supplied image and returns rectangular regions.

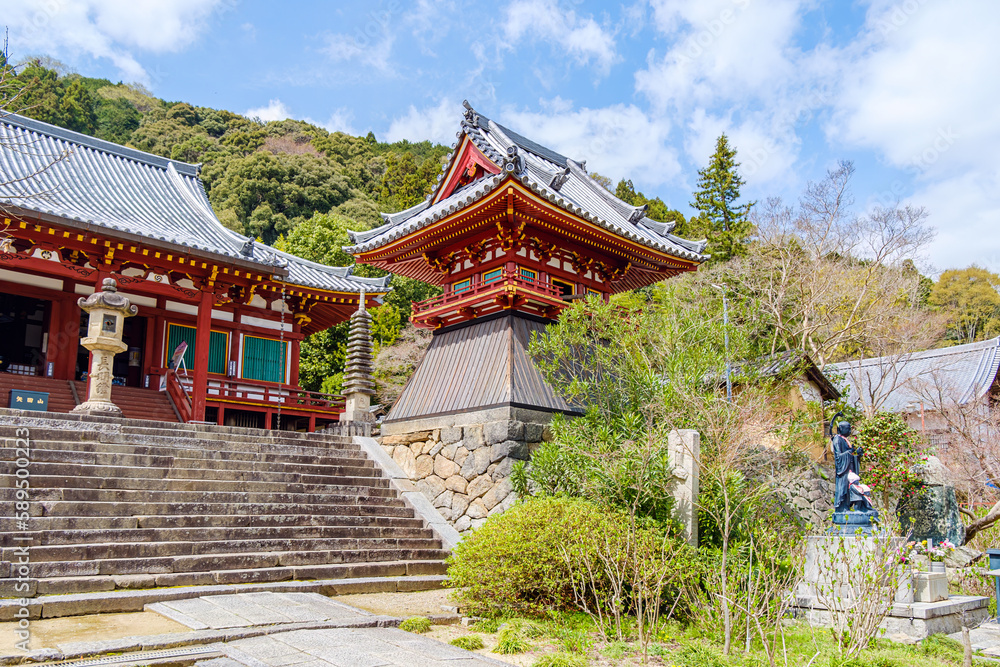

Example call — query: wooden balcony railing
[412,269,563,317]
[207,379,346,416]
[166,368,192,422]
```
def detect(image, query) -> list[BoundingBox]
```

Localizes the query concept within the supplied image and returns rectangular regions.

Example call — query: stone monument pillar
[339,292,375,424]
[72,278,137,416]
[669,429,700,547]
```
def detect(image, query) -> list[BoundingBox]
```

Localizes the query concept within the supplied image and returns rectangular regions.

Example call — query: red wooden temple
[348,102,708,428]
[0,113,388,431]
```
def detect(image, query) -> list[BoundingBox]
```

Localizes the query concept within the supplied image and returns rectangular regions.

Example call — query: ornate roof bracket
[549,167,570,191]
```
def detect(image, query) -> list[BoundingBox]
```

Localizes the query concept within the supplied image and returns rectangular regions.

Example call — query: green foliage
[929,265,1000,344]
[378,150,444,212]
[853,411,925,508]
[615,179,689,235]
[531,653,588,667]
[469,617,506,633]
[494,624,531,654]
[449,634,485,650]
[689,134,754,263]
[399,616,432,633]
[298,325,348,392]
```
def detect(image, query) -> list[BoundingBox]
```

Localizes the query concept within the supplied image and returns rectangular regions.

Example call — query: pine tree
[690,134,754,263]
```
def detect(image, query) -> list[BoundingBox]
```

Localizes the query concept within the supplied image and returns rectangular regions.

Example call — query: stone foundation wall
[776,468,834,529]
[379,419,548,532]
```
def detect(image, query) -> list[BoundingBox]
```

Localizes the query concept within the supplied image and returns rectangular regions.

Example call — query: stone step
[0,570,448,612]
[38,500,417,518]
[18,548,450,578]
[1,486,406,507]
[0,513,426,533]
[3,537,444,562]
[0,461,389,487]
[0,523,435,547]
[0,436,372,465]
[0,448,380,477]
[3,474,395,496]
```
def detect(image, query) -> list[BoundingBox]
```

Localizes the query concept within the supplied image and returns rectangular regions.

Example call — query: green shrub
[532,653,588,667]
[447,497,621,616]
[493,624,531,654]
[469,617,505,633]
[399,616,431,633]
[449,634,485,650]
[558,629,591,654]
[506,618,546,639]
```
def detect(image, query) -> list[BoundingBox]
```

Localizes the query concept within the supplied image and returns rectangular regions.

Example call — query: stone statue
[829,413,879,533]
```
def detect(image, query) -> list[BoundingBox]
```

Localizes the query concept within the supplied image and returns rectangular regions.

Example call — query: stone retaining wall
[379,419,548,532]
[776,468,834,529]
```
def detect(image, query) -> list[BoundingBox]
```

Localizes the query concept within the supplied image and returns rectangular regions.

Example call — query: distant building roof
[346,101,708,264]
[827,337,1000,413]
[0,112,387,294]
[735,351,840,401]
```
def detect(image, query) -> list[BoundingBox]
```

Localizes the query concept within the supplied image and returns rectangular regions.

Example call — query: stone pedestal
[914,571,949,603]
[72,279,137,417]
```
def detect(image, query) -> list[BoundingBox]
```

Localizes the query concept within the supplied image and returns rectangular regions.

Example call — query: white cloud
[4,0,226,84]
[321,109,357,136]
[385,99,462,145]
[502,1,619,74]
[320,30,395,74]
[500,102,682,188]
[244,99,292,123]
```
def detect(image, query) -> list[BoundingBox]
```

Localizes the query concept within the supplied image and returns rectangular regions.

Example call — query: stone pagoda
[346,102,707,529]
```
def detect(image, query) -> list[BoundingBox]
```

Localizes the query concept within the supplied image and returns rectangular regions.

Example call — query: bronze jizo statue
[830,414,878,534]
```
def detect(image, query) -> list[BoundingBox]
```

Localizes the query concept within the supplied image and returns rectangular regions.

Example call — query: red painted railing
[207,379,345,415]
[412,269,563,316]
[166,369,193,422]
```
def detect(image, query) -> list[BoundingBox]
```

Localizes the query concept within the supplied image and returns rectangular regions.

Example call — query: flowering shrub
[901,539,956,565]
[852,411,925,508]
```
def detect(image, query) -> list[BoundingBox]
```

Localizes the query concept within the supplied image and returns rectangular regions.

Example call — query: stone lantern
[72,278,137,416]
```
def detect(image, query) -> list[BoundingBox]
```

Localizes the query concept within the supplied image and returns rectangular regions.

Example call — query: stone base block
[71,400,122,416]
[913,571,949,603]
[793,594,989,640]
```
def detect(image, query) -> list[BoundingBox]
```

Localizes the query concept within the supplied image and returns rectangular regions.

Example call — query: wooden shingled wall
[384,314,578,423]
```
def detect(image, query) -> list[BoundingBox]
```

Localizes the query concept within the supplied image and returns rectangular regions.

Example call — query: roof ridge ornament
[502,145,525,176]
[629,204,649,223]
[239,238,254,258]
[462,99,479,125]
[549,167,570,191]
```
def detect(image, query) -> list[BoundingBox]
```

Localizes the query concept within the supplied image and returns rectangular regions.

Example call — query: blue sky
[6,0,999,274]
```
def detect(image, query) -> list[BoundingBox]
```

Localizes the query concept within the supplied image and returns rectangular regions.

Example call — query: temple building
[347,102,707,530]
[0,113,387,431]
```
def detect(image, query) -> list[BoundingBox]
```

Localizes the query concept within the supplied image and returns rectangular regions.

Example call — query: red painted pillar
[290,321,301,387]
[191,290,213,421]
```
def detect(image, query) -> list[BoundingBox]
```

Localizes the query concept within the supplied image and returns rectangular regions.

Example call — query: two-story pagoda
[348,101,707,437]
[0,113,387,431]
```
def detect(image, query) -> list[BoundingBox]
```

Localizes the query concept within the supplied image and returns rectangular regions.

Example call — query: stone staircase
[0,411,448,604]
[0,374,180,422]
[0,374,77,413]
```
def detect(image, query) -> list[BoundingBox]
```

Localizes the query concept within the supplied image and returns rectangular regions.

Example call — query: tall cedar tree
[690,134,754,263]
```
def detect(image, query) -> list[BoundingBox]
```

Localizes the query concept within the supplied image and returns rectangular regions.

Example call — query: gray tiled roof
[0,113,387,294]
[345,102,708,263]
[827,337,1000,412]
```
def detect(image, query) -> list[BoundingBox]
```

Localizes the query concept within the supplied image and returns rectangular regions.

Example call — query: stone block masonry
[380,418,549,533]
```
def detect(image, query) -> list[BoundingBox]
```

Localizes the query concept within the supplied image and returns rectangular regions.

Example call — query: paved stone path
[148,593,368,630]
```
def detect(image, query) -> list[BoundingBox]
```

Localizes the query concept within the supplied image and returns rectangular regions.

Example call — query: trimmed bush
[447,497,620,616]
[399,616,432,633]
[450,634,485,650]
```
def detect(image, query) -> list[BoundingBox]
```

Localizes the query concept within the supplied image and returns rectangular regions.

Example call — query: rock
[467,474,493,499]
[435,457,459,478]
[492,457,515,481]
[467,500,488,519]
[946,545,983,568]
[914,456,956,487]
[464,425,485,449]
[886,633,918,646]
[381,444,394,456]
[441,443,459,460]
[491,439,529,462]
[433,490,454,510]
[896,485,965,546]
[409,442,423,457]
[542,425,554,442]
[431,429,440,442]
[455,516,472,532]
[485,420,524,445]
[454,446,470,466]
[383,431,431,445]
[429,442,444,457]
[445,475,468,493]
[452,493,470,518]
[423,440,438,455]
[499,492,518,512]
[416,476,446,500]
[441,427,463,444]
[487,463,498,476]
[524,423,545,443]
[471,518,488,530]
[392,446,417,478]
[461,447,491,478]
[414,455,434,480]
[482,479,512,510]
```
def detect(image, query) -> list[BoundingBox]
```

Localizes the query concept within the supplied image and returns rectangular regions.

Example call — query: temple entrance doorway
[0,293,49,376]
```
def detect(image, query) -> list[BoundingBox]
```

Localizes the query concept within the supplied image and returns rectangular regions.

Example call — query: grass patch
[469,617,505,633]
[558,629,592,654]
[532,653,588,667]
[494,624,531,654]
[601,641,632,660]
[398,616,432,633]
[450,634,485,650]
